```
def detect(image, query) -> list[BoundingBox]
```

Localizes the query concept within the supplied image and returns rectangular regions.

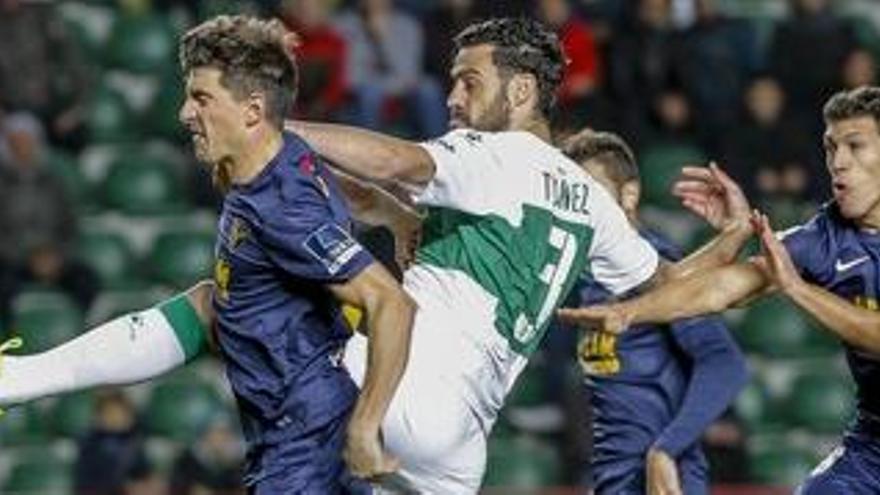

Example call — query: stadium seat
[734,378,784,435]
[505,363,548,408]
[737,296,837,358]
[145,380,226,442]
[3,453,72,495]
[639,145,706,210]
[748,444,817,486]
[0,404,48,445]
[75,230,140,289]
[11,291,83,354]
[46,150,93,212]
[144,72,186,141]
[147,230,215,288]
[483,435,562,488]
[87,287,169,326]
[85,85,138,143]
[785,371,854,433]
[49,392,96,439]
[101,156,187,215]
[105,14,176,74]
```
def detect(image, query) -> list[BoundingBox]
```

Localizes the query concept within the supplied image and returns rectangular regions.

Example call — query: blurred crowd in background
[0,0,876,493]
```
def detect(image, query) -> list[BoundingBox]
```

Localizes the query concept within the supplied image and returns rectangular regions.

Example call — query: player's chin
[448,118,467,129]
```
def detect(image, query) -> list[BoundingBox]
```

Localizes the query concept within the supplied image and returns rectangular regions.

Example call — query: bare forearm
[784,282,880,354]
[350,292,415,430]
[666,221,753,281]
[286,120,434,187]
[626,264,767,325]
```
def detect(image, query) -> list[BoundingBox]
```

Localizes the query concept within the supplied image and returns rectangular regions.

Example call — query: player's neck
[229,129,285,186]
[858,204,880,232]
[514,117,552,143]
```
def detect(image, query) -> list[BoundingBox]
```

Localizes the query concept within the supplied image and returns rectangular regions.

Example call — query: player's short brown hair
[561,129,639,186]
[179,15,297,128]
[823,86,880,131]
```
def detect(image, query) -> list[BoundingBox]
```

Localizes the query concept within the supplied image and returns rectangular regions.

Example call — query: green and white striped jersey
[402,129,657,418]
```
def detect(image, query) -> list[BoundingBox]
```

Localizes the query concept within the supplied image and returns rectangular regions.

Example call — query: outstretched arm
[558,261,770,333]
[329,262,416,479]
[288,121,436,189]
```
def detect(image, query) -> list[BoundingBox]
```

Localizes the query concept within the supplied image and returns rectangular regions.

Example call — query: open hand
[673,162,750,230]
[748,210,802,293]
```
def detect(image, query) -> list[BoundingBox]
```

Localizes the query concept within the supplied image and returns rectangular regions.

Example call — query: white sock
[0,302,201,406]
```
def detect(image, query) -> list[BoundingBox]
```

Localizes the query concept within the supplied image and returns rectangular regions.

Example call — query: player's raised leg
[0,281,213,407]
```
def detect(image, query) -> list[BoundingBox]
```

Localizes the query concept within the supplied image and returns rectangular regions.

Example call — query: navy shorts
[243,410,372,495]
[798,432,880,495]
[593,447,709,495]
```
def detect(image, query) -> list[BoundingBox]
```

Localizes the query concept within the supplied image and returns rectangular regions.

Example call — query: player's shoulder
[777,202,845,243]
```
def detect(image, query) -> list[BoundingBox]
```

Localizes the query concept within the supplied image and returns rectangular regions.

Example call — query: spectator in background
[537,0,604,133]
[719,76,819,207]
[170,414,245,495]
[842,47,878,90]
[641,85,701,151]
[334,0,446,138]
[422,0,480,89]
[0,0,90,151]
[74,390,149,495]
[280,0,349,120]
[769,0,857,123]
[606,0,681,140]
[0,113,99,320]
[675,0,758,145]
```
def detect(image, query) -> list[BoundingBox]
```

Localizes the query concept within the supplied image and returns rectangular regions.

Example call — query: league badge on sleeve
[303,224,364,275]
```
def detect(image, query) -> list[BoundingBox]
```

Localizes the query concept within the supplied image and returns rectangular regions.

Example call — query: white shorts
[344,307,488,494]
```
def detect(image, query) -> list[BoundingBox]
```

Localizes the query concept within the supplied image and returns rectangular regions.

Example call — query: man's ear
[243,92,267,127]
[620,180,641,218]
[508,73,538,109]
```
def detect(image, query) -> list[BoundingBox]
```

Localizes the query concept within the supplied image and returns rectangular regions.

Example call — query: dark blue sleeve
[652,315,749,457]
[257,173,374,284]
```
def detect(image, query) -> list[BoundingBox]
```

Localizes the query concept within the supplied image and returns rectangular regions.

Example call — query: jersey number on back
[513,225,578,344]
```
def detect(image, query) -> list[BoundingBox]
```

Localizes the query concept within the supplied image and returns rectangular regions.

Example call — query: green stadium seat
[85,85,138,143]
[483,435,562,488]
[75,230,140,289]
[145,380,227,442]
[505,364,548,408]
[87,288,169,325]
[101,156,187,215]
[12,291,83,354]
[785,371,854,433]
[734,378,785,435]
[50,392,96,439]
[639,145,707,210]
[3,453,72,495]
[737,296,838,358]
[144,72,186,141]
[147,230,215,288]
[46,150,93,212]
[748,444,817,486]
[105,14,176,74]
[0,404,48,445]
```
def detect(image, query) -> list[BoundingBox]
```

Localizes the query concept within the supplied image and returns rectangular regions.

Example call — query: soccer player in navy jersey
[560,86,880,494]
[0,16,415,494]
[562,130,748,495]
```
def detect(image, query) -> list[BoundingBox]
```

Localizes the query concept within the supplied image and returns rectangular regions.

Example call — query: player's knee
[185,280,215,329]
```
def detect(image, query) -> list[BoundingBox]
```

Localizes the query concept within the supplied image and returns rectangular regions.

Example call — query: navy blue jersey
[581,230,745,493]
[212,132,374,455]
[781,203,880,428]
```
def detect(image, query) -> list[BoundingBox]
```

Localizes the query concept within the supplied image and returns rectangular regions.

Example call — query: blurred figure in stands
[170,413,245,495]
[75,390,150,495]
[0,113,98,323]
[334,0,446,138]
[280,0,349,120]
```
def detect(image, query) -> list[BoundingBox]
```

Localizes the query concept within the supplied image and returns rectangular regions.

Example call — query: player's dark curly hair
[561,129,639,185]
[179,15,297,128]
[823,86,880,130]
[454,18,564,119]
